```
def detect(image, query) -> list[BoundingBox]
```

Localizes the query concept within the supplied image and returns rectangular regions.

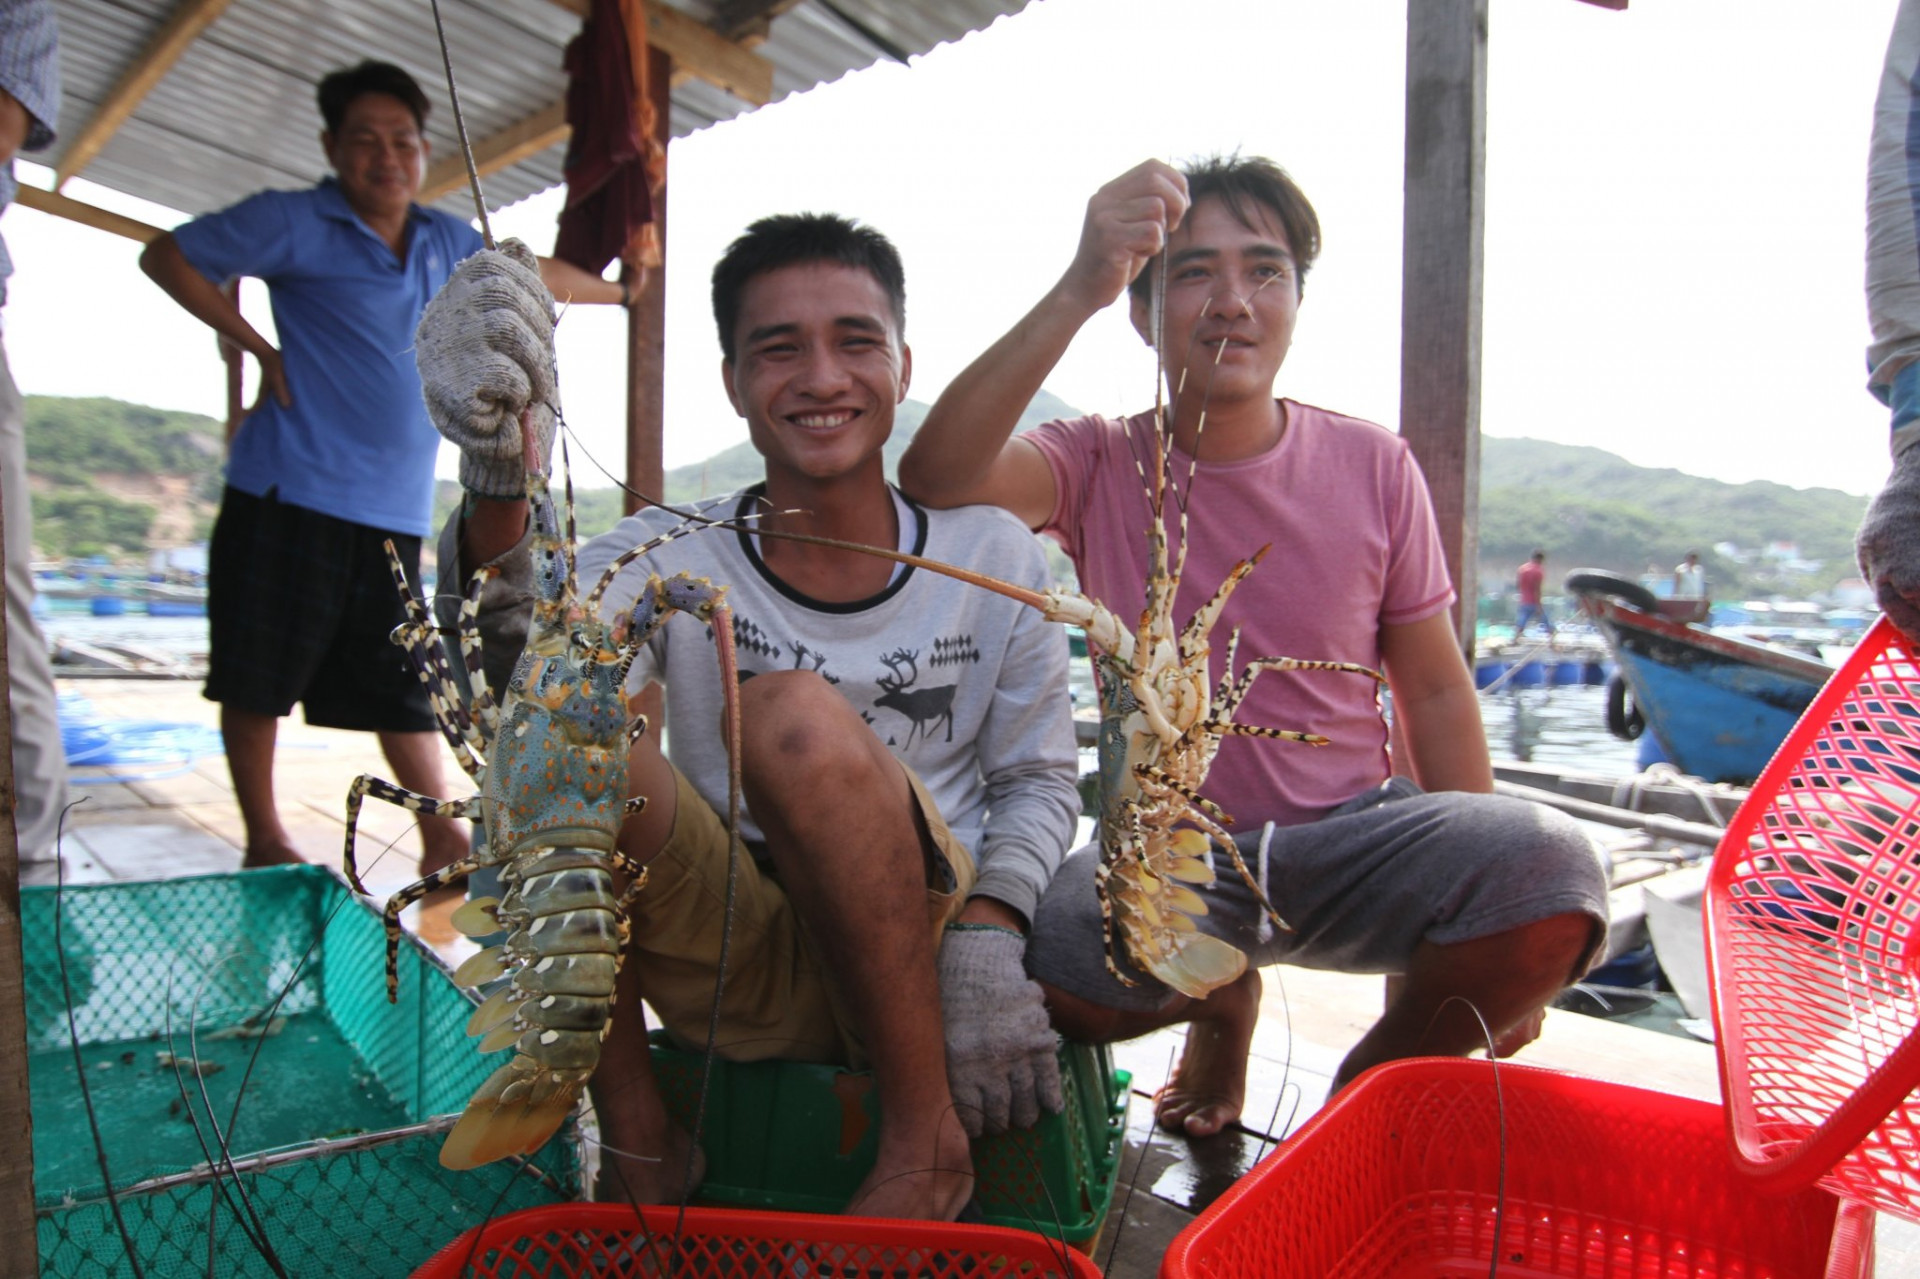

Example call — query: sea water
[40,612,1643,774]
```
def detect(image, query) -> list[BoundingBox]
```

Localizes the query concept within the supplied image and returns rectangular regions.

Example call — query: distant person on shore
[1672,551,1707,600]
[897,155,1608,1138]
[1514,549,1555,641]
[0,1,70,863]
[138,61,623,875]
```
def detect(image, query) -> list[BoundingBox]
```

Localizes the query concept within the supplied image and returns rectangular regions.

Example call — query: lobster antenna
[427,0,496,249]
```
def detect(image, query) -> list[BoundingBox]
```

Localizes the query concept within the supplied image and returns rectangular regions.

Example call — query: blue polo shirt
[172,179,484,535]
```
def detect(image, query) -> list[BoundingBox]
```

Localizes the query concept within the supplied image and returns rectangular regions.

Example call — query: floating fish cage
[26,865,581,1278]
[1473,652,1612,691]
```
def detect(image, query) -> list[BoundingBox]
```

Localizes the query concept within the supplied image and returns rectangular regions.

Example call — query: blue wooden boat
[1566,571,1833,785]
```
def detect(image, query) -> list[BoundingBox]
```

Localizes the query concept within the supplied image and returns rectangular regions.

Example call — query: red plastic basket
[413,1202,1102,1278]
[1707,615,1920,1215]
[1160,1057,1872,1279]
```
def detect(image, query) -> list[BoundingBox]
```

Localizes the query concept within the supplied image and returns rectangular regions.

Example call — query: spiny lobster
[341,432,737,1169]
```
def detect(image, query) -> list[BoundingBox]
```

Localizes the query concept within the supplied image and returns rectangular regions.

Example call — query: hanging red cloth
[553,0,665,274]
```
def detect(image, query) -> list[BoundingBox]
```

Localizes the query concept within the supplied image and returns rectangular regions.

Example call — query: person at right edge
[897,155,1611,1140]
[1860,0,1920,652]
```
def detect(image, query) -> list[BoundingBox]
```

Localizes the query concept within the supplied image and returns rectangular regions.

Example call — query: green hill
[23,393,1869,604]
[1475,437,1867,601]
[22,396,224,558]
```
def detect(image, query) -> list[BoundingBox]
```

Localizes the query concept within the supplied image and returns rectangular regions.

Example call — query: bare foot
[594,1124,707,1205]
[413,891,464,949]
[241,843,305,869]
[845,1120,974,1220]
[1154,969,1260,1139]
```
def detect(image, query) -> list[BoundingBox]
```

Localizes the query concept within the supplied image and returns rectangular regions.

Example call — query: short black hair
[711,214,906,361]
[1129,154,1322,304]
[318,61,430,134]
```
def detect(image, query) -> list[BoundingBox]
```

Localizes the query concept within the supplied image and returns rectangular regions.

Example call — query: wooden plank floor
[29,674,1920,1274]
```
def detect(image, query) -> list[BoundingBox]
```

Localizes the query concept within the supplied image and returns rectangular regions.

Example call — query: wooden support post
[0,436,37,1274]
[626,43,672,513]
[1399,0,1487,651]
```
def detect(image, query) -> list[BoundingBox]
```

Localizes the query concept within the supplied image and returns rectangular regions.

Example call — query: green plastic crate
[647,1032,1129,1248]
[25,865,581,1278]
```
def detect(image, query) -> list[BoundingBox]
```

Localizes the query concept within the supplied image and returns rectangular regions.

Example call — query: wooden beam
[711,0,808,45]
[54,0,237,191]
[0,422,34,1276]
[627,43,672,512]
[1399,0,1488,651]
[419,100,570,204]
[546,0,772,105]
[12,185,162,243]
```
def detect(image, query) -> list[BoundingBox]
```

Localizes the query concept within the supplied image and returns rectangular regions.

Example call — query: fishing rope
[426,0,494,248]
[1254,821,1276,945]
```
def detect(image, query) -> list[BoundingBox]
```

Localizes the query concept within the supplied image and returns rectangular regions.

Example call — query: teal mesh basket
[26,864,581,1277]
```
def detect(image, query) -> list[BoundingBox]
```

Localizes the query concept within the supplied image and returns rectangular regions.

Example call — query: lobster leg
[454,562,502,741]
[1219,655,1388,721]
[381,540,489,780]
[374,854,488,1001]
[342,774,483,895]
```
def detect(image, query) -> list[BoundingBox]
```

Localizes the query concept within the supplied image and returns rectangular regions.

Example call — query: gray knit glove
[416,238,559,498]
[1858,443,1920,646]
[938,926,1064,1137]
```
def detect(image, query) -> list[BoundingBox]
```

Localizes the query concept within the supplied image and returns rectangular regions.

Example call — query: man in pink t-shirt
[900,156,1606,1140]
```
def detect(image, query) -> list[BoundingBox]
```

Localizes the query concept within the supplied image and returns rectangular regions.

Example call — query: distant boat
[1565,570,1833,785]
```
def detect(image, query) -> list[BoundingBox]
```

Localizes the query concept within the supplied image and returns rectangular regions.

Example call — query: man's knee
[742,670,885,774]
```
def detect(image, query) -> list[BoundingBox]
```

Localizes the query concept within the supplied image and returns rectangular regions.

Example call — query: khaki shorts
[631,764,975,1068]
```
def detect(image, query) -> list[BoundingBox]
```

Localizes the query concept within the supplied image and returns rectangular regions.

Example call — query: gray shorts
[1024,778,1610,1013]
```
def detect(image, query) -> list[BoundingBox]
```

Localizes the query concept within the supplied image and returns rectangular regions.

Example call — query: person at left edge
[139,59,627,877]
[0,0,70,865]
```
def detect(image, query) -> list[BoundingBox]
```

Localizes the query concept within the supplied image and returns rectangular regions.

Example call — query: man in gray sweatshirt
[417,215,1080,1221]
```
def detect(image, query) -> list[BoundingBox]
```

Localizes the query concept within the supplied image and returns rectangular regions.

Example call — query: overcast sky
[4,0,1901,498]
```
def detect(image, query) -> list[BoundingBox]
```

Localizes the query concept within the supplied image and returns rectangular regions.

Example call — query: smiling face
[323,92,427,226]
[722,261,911,491]
[1133,195,1301,414]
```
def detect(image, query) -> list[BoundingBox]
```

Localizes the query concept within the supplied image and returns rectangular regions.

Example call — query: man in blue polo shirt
[140,60,621,875]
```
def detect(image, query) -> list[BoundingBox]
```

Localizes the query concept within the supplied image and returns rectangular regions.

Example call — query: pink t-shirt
[1516,560,1544,605]
[1027,401,1455,828]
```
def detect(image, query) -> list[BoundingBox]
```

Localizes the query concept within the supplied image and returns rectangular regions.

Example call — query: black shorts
[204,485,436,733]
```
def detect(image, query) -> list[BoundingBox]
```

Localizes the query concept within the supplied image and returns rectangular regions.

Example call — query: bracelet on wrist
[945,921,1023,938]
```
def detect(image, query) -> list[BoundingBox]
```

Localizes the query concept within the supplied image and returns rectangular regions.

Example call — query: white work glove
[937,925,1065,1137]
[416,238,560,498]
[1858,443,1920,646]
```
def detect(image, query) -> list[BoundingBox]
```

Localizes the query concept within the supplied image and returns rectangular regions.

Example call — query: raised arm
[139,232,291,410]
[535,255,633,308]
[898,160,1189,527]
[0,88,30,165]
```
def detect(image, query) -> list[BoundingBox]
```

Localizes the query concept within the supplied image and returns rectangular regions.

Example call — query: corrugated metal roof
[46,0,1033,220]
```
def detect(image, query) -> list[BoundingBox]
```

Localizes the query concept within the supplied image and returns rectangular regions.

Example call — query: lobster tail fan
[1138,933,1247,1002]
[439,1060,583,1169]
